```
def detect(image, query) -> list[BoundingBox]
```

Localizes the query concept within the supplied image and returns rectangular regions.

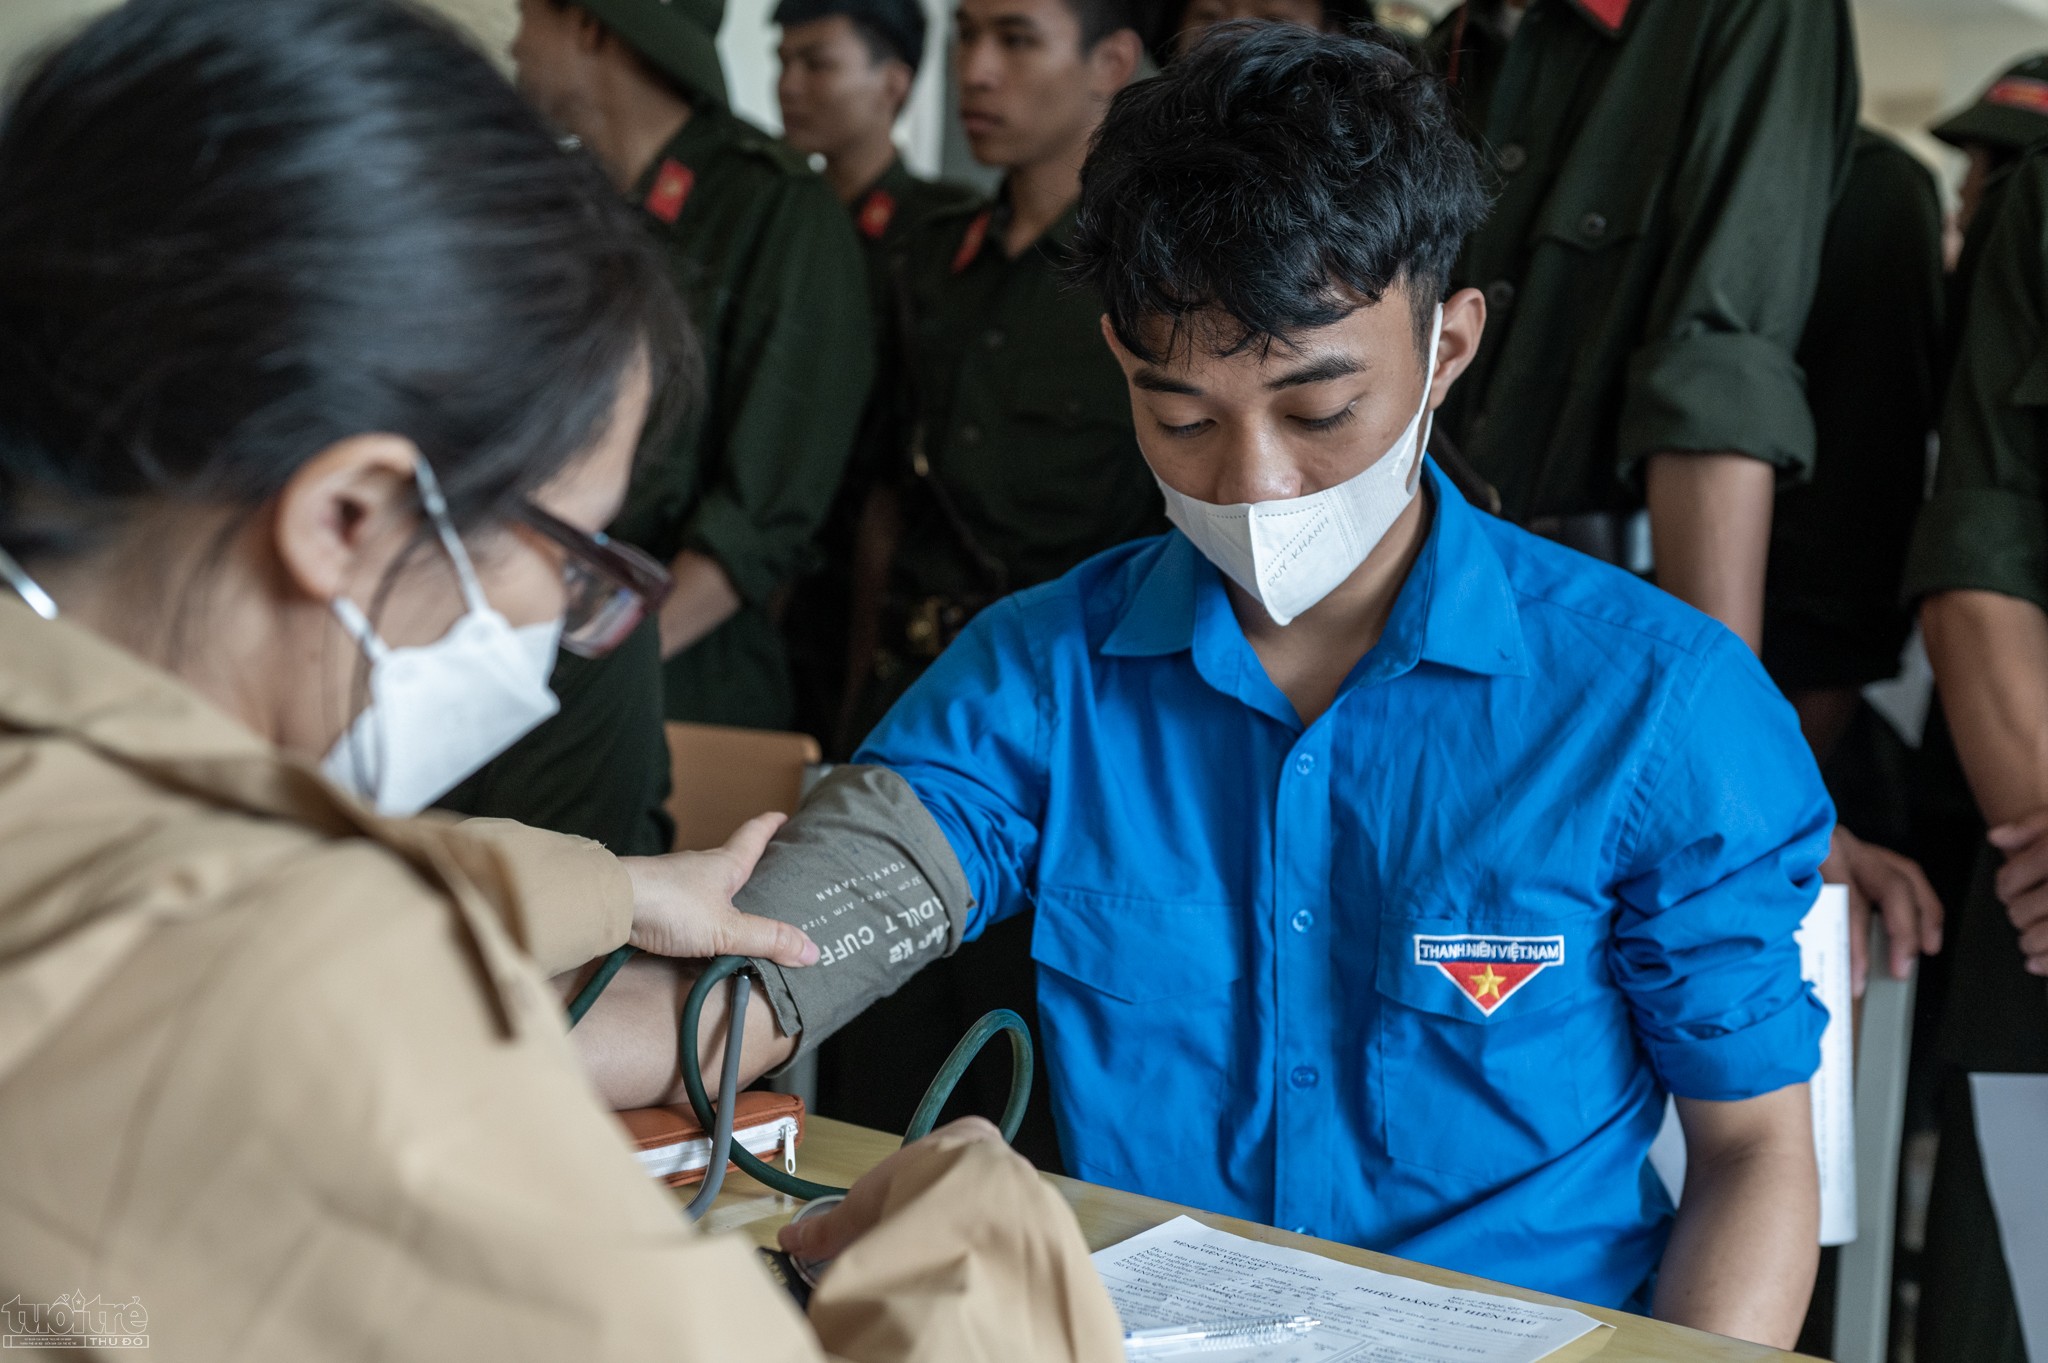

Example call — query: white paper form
[1093,1217,1608,1363]
[1970,1073,2048,1363]
[1796,884,1858,1247]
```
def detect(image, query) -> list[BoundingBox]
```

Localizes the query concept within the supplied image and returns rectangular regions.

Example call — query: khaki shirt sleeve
[812,1132,1126,1363]
[49,843,1117,1362]
[682,178,876,607]
[1905,152,2048,611]
[1615,0,1856,478]
[441,817,634,978]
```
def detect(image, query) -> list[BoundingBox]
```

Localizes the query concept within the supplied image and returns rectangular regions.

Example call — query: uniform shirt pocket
[1372,900,1617,1184]
[1030,885,1244,1004]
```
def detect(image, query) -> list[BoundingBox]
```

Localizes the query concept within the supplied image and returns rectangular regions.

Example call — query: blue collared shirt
[856,461,1832,1308]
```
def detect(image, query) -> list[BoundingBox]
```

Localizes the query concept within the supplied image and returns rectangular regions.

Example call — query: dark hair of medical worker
[1070,21,1488,360]
[0,0,690,614]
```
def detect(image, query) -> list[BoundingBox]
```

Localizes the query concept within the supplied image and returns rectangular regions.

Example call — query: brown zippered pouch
[616,1091,806,1188]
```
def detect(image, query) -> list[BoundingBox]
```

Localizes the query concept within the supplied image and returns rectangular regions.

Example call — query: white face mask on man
[1157,304,1443,627]
[320,459,562,817]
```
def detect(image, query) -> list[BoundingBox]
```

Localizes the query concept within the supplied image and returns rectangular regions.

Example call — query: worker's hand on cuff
[777,1117,1008,1263]
[620,812,819,967]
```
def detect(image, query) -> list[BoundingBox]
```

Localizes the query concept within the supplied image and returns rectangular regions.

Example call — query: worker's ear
[270,434,423,605]
[1089,27,1142,98]
[884,59,913,116]
[1428,287,1487,410]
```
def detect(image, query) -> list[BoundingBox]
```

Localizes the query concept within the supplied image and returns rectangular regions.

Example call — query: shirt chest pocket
[1029,885,1245,1004]
[1371,902,1617,1184]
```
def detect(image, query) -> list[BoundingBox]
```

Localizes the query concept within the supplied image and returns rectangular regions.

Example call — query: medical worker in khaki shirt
[0,2,1122,1360]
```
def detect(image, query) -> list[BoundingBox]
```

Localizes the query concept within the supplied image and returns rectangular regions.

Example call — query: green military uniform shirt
[613,103,874,728]
[1903,143,2048,1076]
[890,195,1160,603]
[1428,0,1857,522]
[818,192,1160,1172]
[1764,128,1944,694]
[837,191,1162,737]
[785,156,977,747]
[441,107,871,855]
[1900,144,2048,1363]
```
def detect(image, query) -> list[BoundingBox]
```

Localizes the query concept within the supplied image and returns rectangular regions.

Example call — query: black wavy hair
[1070,21,1488,363]
[0,0,694,564]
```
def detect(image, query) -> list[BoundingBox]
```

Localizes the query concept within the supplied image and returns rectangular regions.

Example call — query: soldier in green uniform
[1764,127,1947,976]
[772,0,977,747]
[440,0,874,853]
[1424,0,1943,979]
[816,0,1147,1164]
[1908,142,2048,1363]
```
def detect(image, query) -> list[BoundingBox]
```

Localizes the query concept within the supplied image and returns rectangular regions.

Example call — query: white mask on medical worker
[1158,304,1443,627]
[320,458,562,817]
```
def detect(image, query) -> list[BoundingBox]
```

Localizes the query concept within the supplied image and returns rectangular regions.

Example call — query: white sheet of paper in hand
[1970,1072,2048,1363]
[1093,1216,1607,1363]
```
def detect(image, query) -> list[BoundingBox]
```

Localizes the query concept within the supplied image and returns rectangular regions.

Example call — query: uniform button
[1496,142,1527,173]
[983,328,1005,349]
[1486,279,1516,311]
[959,424,982,445]
[1293,753,1316,776]
[1290,909,1315,934]
[1579,211,1608,241]
[1291,1224,1314,1237]
[1289,1066,1319,1089]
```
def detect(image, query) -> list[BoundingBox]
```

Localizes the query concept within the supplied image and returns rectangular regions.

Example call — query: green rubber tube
[570,948,1035,1202]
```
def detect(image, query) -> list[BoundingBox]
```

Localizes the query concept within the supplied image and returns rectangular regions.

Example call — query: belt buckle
[904,597,968,658]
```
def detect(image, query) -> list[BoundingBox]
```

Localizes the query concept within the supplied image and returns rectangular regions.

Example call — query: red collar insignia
[951,209,992,274]
[644,158,695,225]
[1566,0,1633,34]
[1988,77,2048,114]
[858,189,898,240]
[1413,934,1564,1016]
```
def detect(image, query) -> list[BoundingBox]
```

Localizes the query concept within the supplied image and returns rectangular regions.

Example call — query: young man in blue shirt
[574,23,1832,1346]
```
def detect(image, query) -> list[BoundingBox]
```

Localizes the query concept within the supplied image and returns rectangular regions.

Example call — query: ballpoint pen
[1123,1313,1320,1355]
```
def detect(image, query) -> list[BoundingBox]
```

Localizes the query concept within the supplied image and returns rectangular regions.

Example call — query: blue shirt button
[1294,753,1316,776]
[1291,1225,1314,1237]
[1289,1066,1319,1089]
[1290,909,1314,933]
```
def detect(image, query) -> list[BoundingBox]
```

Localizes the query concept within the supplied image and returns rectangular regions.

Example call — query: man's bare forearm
[557,955,797,1109]
[658,548,744,659]
[1653,1088,1818,1348]
[1923,589,2048,827]
[1646,452,1775,654]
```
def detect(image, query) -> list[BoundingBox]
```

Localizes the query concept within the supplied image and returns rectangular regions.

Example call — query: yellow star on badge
[1467,966,1506,1002]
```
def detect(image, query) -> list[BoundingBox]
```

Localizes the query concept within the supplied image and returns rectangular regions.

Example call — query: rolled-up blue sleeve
[853,594,1053,940]
[1610,628,1834,1101]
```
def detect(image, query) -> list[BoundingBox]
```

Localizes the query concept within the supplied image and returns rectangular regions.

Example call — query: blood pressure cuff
[736,766,973,1067]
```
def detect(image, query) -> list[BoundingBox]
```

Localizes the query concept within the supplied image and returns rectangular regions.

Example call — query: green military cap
[580,0,729,107]
[1933,54,2048,155]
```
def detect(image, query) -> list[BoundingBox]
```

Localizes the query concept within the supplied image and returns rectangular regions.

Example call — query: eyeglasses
[516,503,673,658]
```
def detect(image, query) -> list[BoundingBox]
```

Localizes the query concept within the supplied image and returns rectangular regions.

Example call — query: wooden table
[700,1116,1815,1363]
